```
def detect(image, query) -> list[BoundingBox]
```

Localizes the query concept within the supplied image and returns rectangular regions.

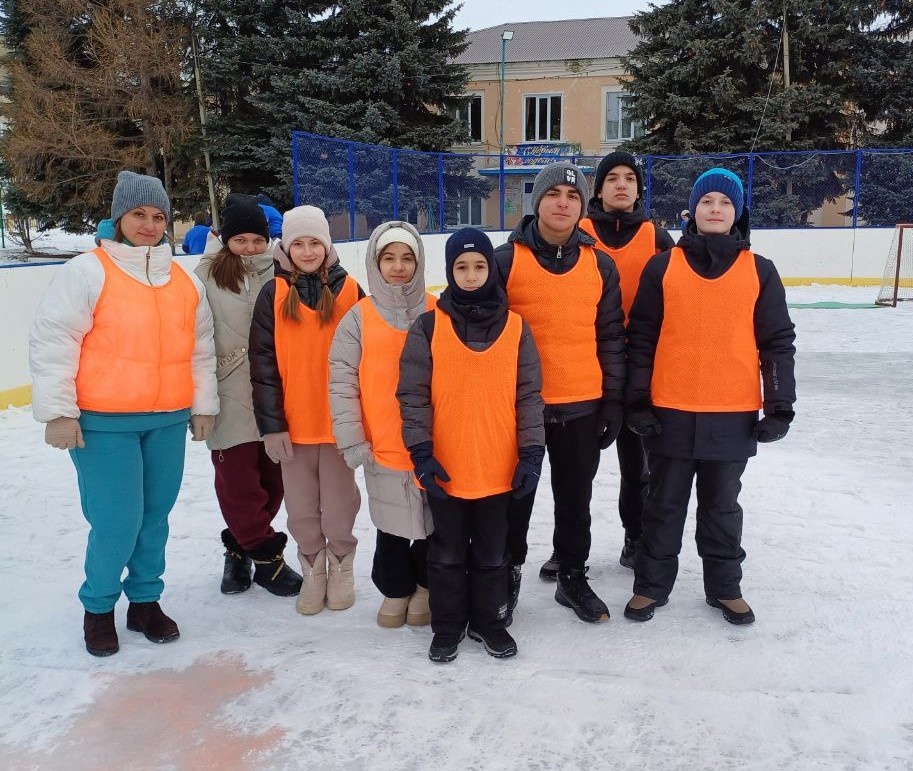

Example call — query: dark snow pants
[372,530,428,598]
[427,493,510,636]
[634,454,748,603]
[506,413,601,570]
[615,423,648,540]
[212,441,284,551]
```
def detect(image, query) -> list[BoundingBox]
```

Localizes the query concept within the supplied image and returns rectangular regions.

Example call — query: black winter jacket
[625,218,796,461]
[493,215,626,423]
[397,292,545,453]
[249,254,364,436]
[583,198,675,252]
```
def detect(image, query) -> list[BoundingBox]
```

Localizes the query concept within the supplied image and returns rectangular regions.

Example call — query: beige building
[451,17,642,229]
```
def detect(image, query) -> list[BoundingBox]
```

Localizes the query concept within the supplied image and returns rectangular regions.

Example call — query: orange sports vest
[430,308,521,499]
[578,219,658,321]
[506,243,602,404]
[76,247,196,413]
[358,294,436,471]
[652,247,762,412]
[273,276,359,443]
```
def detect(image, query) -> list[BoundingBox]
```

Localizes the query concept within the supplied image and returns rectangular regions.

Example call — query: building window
[524,94,562,142]
[457,195,483,226]
[456,95,483,143]
[606,92,645,141]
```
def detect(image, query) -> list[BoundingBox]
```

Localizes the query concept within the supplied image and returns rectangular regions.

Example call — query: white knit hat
[374,226,420,259]
[281,205,332,254]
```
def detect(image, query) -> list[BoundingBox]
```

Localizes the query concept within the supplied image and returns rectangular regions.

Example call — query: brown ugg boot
[377,596,410,628]
[406,585,431,626]
[296,549,327,615]
[326,550,355,610]
[126,602,180,643]
[84,610,119,657]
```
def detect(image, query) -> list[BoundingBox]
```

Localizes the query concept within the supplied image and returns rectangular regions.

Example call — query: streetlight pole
[499,30,514,160]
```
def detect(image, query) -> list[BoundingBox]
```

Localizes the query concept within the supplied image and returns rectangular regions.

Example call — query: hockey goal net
[876,224,913,307]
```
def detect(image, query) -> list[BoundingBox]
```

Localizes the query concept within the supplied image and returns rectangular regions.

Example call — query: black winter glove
[626,405,662,438]
[511,445,545,499]
[753,412,793,443]
[595,401,624,450]
[409,441,451,500]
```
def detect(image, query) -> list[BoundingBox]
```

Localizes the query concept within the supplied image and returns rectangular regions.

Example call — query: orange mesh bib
[274,276,359,443]
[652,247,762,412]
[358,294,436,471]
[430,308,521,499]
[76,247,196,413]
[506,243,602,404]
[578,219,658,321]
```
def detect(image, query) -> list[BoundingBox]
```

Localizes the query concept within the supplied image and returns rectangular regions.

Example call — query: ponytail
[282,267,302,322]
[315,260,335,325]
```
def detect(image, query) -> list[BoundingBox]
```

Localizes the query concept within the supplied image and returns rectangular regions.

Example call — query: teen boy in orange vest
[623,168,796,625]
[495,162,627,624]
[398,228,544,662]
[578,151,674,570]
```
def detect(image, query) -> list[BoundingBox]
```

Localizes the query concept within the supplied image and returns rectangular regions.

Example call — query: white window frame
[455,93,484,144]
[604,89,645,142]
[523,93,563,142]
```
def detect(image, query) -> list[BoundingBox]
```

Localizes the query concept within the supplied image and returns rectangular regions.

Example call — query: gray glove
[341,441,373,470]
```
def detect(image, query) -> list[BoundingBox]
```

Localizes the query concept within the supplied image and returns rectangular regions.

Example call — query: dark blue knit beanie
[688,168,745,220]
[444,227,499,303]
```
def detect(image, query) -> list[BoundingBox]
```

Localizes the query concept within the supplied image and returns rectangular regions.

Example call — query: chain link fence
[292,132,913,240]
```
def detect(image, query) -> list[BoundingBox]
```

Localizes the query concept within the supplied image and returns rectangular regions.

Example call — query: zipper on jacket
[145,247,152,285]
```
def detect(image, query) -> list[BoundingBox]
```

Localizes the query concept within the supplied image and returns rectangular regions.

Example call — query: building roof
[454,17,638,65]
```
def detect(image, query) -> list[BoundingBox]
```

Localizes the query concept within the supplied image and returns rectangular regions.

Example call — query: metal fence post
[747,153,755,213]
[392,149,400,221]
[645,155,653,215]
[347,142,356,241]
[499,152,505,231]
[292,133,300,206]
[438,154,445,233]
[853,150,862,228]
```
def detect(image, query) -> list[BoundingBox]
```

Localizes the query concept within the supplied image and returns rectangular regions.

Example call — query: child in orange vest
[398,228,544,662]
[249,205,364,616]
[329,222,436,629]
[30,170,219,657]
[624,168,796,625]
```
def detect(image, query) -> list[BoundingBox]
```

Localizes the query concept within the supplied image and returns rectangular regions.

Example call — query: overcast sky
[451,0,671,31]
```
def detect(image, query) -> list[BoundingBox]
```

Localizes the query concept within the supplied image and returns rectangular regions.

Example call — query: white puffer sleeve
[328,304,366,450]
[28,253,105,423]
[182,266,219,416]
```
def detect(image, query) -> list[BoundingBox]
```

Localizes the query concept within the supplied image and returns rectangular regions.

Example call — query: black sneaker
[706,597,755,625]
[467,628,518,659]
[428,629,466,663]
[619,536,640,570]
[555,568,610,623]
[539,552,560,581]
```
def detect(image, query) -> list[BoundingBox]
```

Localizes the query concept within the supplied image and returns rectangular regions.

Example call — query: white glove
[263,432,294,463]
[190,414,216,441]
[341,441,373,470]
[45,417,85,450]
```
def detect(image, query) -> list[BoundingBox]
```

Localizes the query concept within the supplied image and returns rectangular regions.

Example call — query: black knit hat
[220,199,269,244]
[594,151,643,201]
[444,227,499,304]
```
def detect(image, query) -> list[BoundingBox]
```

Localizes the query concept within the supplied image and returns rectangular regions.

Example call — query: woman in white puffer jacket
[29,170,218,657]
[329,222,435,629]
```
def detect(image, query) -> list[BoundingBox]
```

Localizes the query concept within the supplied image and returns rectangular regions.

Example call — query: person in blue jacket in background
[182,212,212,255]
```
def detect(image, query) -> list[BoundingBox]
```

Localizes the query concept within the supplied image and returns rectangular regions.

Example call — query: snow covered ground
[1,284,911,770]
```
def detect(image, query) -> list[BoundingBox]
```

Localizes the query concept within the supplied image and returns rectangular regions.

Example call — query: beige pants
[282,443,360,560]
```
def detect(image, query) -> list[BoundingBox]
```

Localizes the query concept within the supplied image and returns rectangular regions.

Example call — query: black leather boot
[555,567,610,623]
[84,610,119,657]
[246,533,304,597]
[220,529,253,595]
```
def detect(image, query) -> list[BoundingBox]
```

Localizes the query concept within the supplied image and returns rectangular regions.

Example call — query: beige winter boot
[406,585,431,626]
[326,550,355,610]
[376,596,410,628]
[296,548,327,615]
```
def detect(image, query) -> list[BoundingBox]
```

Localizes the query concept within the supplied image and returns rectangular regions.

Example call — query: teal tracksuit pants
[69,410,189,613]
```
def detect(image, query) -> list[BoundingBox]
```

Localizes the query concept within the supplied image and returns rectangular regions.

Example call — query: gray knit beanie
[110,170,171,223]
[531,162,590,216]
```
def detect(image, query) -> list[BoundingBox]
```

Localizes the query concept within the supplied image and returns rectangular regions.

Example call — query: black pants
[371,530,428,598]
[427,493,509,636]
[634,454,748,603]
[507,413,601,570]
[615,423,647,540]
